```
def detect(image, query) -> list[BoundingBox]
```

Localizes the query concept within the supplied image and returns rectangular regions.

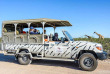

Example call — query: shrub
[74,38,110,51]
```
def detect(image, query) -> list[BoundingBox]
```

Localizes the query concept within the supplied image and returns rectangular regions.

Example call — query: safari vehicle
[1,18,107,71]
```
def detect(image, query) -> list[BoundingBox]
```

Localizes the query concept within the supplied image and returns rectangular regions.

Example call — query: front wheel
[18,51,32,65]
[79,53,98,71]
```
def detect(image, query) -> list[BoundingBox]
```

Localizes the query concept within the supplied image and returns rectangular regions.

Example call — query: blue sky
[0,0,110,38]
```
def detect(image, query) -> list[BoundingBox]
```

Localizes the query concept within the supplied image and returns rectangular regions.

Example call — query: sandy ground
[0,52,110,74]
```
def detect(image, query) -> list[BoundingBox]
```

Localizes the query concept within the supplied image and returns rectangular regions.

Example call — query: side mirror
[61,37,65,43]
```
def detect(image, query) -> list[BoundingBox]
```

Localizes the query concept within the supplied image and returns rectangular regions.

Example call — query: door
[45,41,71,58]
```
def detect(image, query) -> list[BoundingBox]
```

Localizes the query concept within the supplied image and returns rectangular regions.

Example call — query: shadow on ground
[32,59,81,70]
[0,53,18,64]
[0,53,81,71]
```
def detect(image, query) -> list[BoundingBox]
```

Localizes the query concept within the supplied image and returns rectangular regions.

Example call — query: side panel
[4,43,44,54]
[16,34,28,43]
[3,32,15,43]
[70,41,101,59]
[71,41,88,59]
[29,34,43,43]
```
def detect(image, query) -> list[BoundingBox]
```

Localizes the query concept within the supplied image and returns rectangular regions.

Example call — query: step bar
[3,52,75,62]
[16,53,75,62]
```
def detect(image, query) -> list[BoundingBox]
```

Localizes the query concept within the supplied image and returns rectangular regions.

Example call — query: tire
[18,51,32,65]
[79,53,98,71]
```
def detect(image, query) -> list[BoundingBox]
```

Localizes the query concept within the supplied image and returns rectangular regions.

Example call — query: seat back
[16,34,28,43]
[29,34,43,43]
[3,32,15,43]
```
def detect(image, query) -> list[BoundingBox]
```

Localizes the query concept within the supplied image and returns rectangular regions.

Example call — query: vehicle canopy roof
[2,18,72,28]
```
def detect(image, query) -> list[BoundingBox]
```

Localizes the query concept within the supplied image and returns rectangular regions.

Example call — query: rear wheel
[18,51,32,65]
[79,53,97,71]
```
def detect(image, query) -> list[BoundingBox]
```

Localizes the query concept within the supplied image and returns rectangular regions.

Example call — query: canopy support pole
[41,22,46,59]
[41,22,46,44]
[27,23,31,43]
[14,23,17,43]
[53,25,56,34]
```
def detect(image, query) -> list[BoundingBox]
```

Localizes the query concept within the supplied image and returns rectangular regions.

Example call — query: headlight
[96,46,102,51]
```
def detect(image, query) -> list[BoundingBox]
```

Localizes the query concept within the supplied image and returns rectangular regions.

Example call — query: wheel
[79,53,98,71]
[18,51,32,65]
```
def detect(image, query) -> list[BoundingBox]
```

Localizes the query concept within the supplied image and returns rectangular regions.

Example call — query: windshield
[64,31,74,41]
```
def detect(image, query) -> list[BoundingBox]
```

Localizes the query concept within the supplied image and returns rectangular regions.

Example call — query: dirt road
[0,52,110,74]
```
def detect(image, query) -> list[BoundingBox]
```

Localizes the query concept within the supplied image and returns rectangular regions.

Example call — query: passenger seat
[53,33,59,41]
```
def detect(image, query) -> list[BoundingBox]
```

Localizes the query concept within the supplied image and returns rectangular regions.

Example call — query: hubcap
[83,58,94,67]
[22,55,28,62]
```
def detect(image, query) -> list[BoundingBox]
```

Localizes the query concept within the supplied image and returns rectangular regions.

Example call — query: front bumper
[96,51,107,60]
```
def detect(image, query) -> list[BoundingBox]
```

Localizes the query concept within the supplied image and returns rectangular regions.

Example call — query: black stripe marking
[33,45,38,51]
[74,43,87,51]
[57,42,61,45]
[31,45,34,49]
[46,51,49,54]
[33,47,36,51]
[71,51,77,58]
[50,51,53,55]
[67,42,70,45]
[44,44,49,46]
[83,45,87,50]
[50,46,54,49]
[53,54,55,56]
[67,47,70,49]
[33,47,37,51]
[88,46,91,50]
[39,49,43,53]
[35,45,43,52]
[72,42,82,51]
[92,48,94,51]
[74,41,79,44]
[14,47,15,49]
[65,52,70,57]
[57,53,60,56]
[61,49,69,57]
[95,44,97,46]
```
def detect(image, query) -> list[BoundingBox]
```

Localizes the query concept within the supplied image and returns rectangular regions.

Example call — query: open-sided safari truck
[1,18,107,71]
